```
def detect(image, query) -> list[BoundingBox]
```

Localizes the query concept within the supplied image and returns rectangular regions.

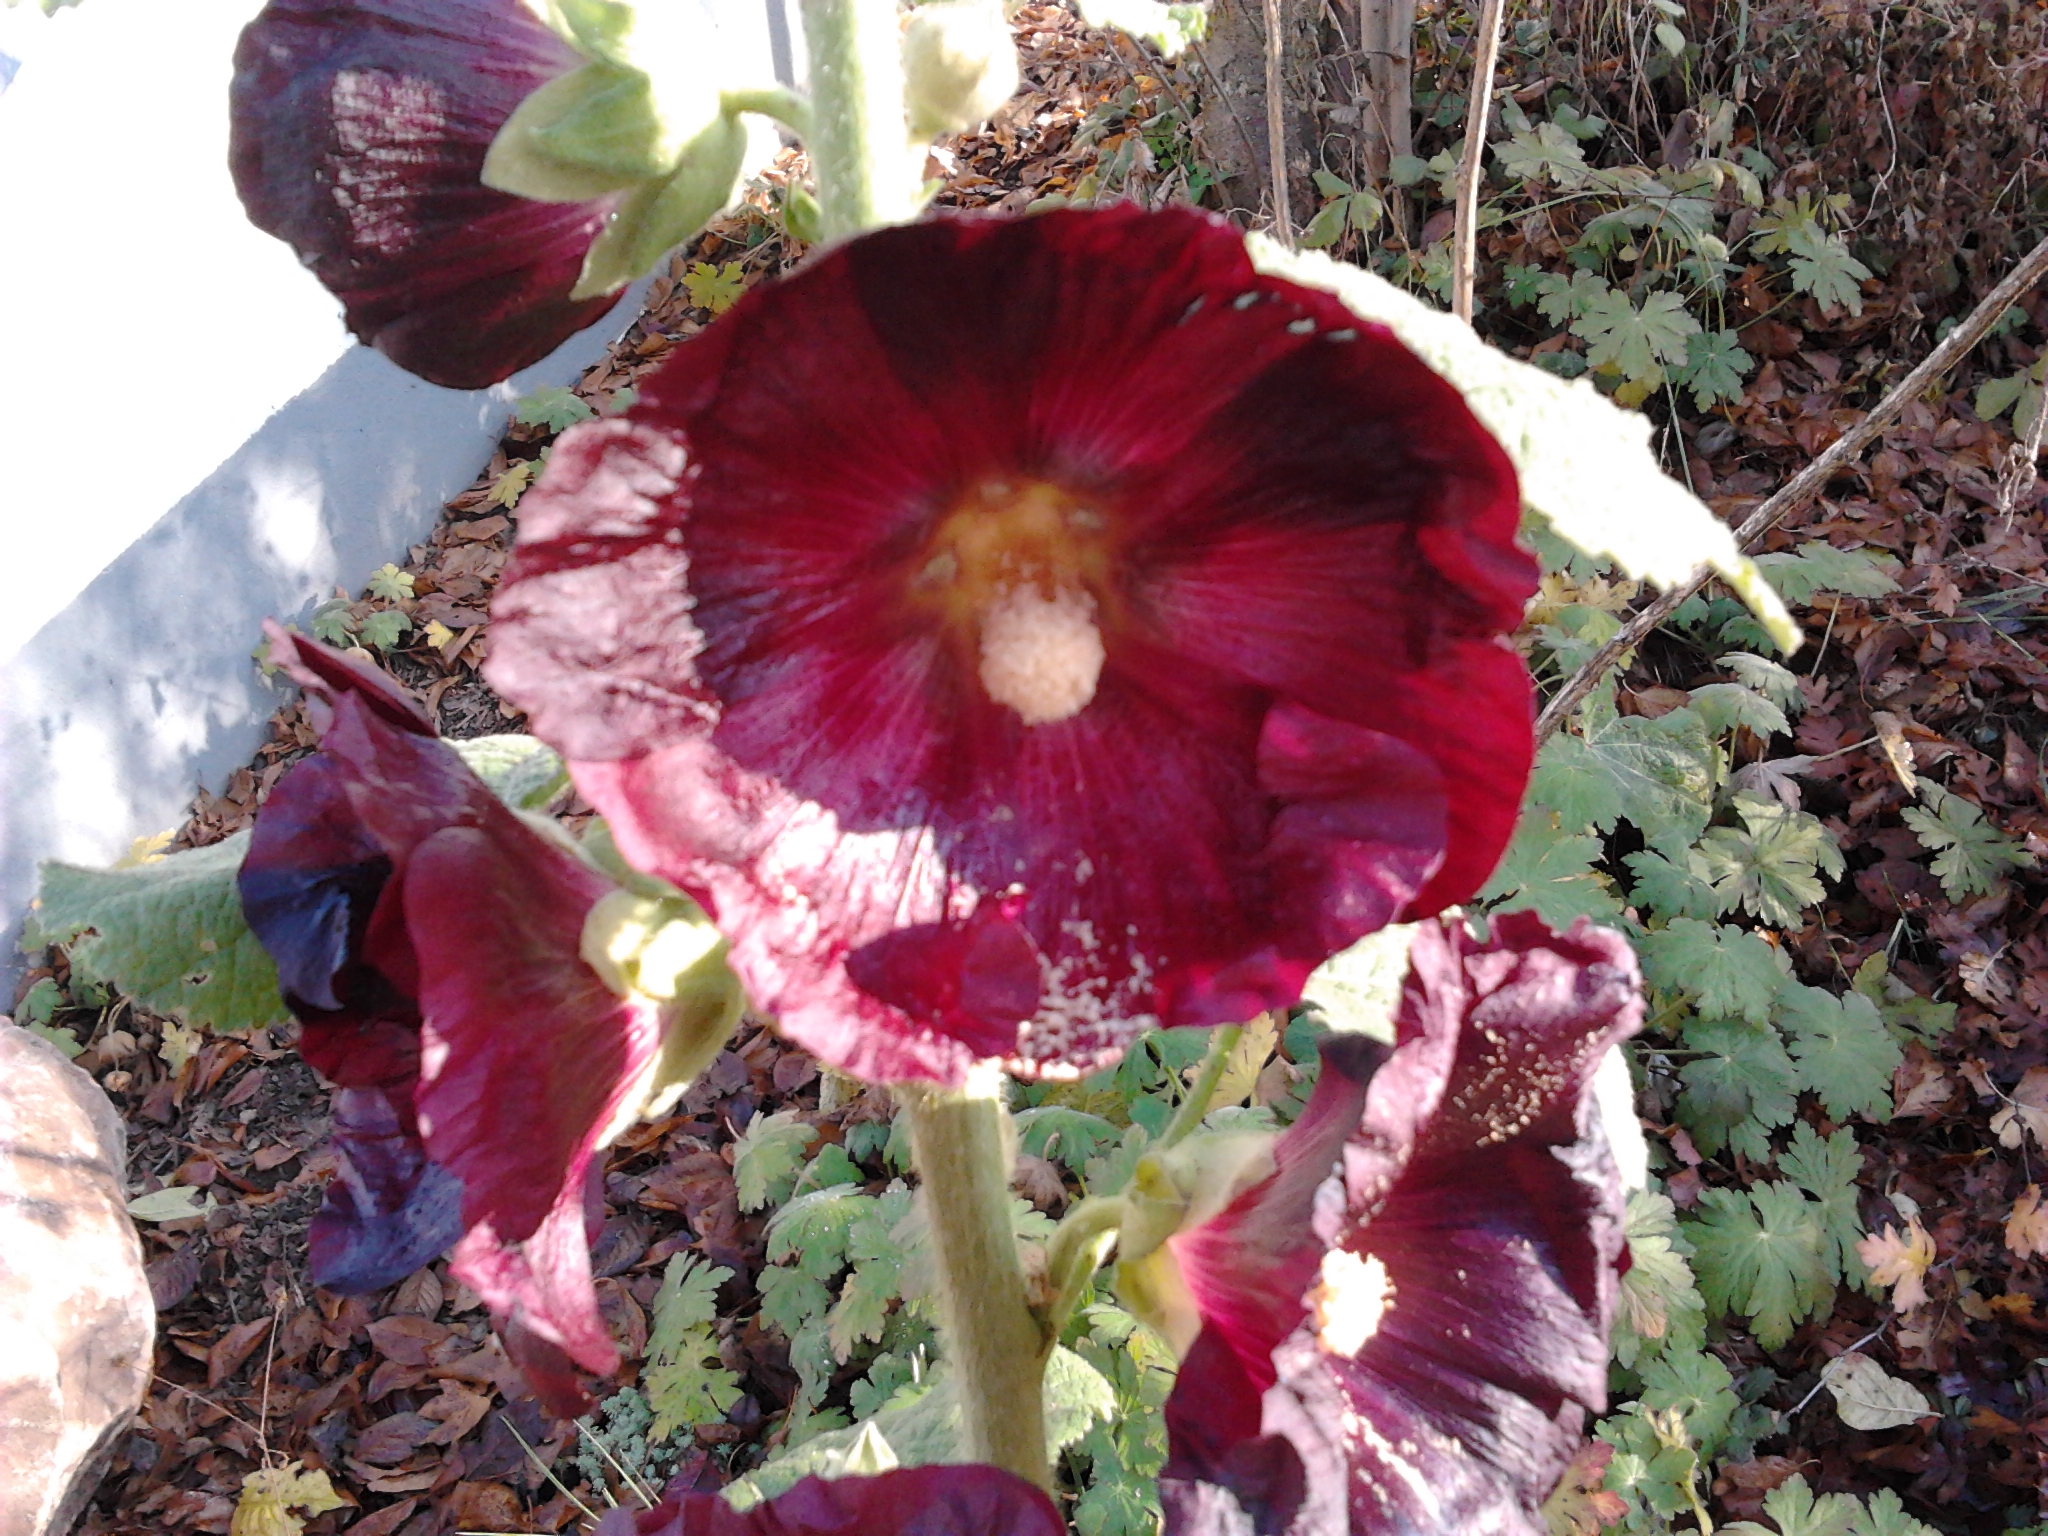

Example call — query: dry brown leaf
[1824,1352,1931,1430]
[1891,1045,1953,1118]
[1991,1066,2048,1149]
[1857,1215,1935,1311]
[1870,711,1919,791]
[2006,1184,2048,1260]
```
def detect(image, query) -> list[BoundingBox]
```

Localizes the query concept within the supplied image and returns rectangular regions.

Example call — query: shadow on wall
[0,307,635,971]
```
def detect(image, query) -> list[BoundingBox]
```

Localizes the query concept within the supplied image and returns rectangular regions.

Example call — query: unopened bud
[902,0,1020,138]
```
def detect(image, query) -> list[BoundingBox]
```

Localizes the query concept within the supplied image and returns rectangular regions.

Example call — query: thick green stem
[1039,1194,1125,1341]
[899,1065,1051,1488]
[796,0,921,239]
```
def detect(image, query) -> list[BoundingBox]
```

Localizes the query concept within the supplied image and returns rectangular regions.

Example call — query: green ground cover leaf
[1529,693,1716,854]
[1687,1183,1834,1349]
[1638,1346,1739,1449]
[735,1110,819,1210]
[515,385,595,430]
[1677,1018,1798,1161]
[1779,985,1899,1122]
[1638,919,1785,1023]
[1779,1122,1868,1282]
[1695,797,1845,928]
[1723,1474,1859,1536]
[1902,778,2035,899]
[1476,807,1621,927]
[32,832,288,1031]
[1613,1189,1707,1367]
[1573,287,1700,381]
[644,1254,741,1438]
[1753,545,1900,604]
[1676,327,1753,409]
[1623,849,1722,921]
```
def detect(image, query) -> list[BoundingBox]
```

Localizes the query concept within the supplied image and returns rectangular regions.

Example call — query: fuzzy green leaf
[645,1254,741,1439]
[1613,1188,1708,1368]
[1849,1489,1941,1536]
[1494,121,1591,187]
[758,1264,834,1338]
[514,385,595,431]
[358,608,412,653]
[366,563,415,601]
[1784,223,1872,316]
[1687,1184,1834,1350]
[1753,545,1900,604]
[1476,806,1621,927]
[446,735,570,811]
[1639,1345,1738,1450]
[1624,848,1723,921]
[1531,694,1716,854]
[31,832,288,1031]
[1014,1106,1124,1174]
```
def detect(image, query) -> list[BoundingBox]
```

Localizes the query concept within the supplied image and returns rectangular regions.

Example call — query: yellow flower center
[914,480,1119,725]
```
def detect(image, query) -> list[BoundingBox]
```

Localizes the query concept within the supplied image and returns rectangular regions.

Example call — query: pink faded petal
[230,0,616,388]
[1167,1035,1385,1397]
[490,208,1534,1082]
[594,1466,1067,1536]
[451,1173,615,1414]
[406,824,660,1245]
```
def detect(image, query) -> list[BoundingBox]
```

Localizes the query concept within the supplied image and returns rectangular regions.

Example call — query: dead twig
[1262,0,1294,246]
[1450,0,1507,322]
[1535,229,2048,743]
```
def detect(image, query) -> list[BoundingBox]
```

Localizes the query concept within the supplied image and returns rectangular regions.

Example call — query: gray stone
[0,1025,154,1536]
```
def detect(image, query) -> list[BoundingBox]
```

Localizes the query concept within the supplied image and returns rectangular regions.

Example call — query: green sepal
[581,887,747,1138]
[484,59,722,203]
[572,111,748,298]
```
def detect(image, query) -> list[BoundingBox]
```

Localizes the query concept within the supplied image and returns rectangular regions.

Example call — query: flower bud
[901,0,1020,138]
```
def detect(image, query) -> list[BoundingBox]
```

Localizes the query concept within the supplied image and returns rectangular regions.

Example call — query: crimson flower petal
[487,207,1535,1085]
[230,0,617,388]
[239,629,665,1410]
[1160,914,1642,1536]
[594,1466,1066,1536]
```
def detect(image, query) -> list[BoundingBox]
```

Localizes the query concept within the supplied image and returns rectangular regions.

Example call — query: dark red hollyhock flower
[239,626,667,1412]
[592,1466,1065,1536]
[230,0,617,389]
[487,206,1534,1086]
[1157,913,1642,1536]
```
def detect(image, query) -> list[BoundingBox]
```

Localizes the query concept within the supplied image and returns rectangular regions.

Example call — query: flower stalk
[898,1066,1051,1489]
[797,0,922,240]
[1156,1023,1243,1151]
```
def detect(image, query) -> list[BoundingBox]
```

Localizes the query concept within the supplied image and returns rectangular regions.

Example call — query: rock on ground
[0,1025,154,1536]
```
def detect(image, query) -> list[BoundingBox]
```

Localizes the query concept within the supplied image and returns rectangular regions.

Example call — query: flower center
[1311,1247,1393,1357]
[915,480,1117,725]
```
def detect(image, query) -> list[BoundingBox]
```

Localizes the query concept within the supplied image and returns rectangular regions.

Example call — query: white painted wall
[0,0,795,973]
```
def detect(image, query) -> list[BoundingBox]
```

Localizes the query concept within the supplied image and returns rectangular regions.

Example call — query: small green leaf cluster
[644,1252,744,1438]
[1358,66,1878,418]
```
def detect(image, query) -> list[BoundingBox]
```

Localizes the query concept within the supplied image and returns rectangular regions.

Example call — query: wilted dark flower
[1155,913,1642,1536]
[593,1466,1065,1536]
[230,0,617,388]
[239,626,736,1412]
[488,206,1536,1087]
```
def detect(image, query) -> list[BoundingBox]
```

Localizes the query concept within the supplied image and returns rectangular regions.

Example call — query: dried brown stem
[1450,0,1506,322]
